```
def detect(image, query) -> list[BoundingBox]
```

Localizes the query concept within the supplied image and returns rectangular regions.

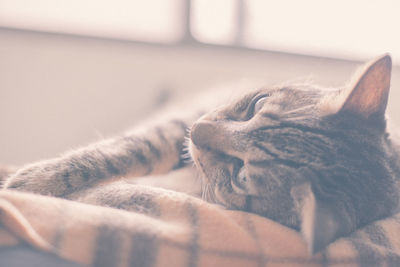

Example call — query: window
[191,0,400,63]
[0,0,399,62]
[0,0,185,43]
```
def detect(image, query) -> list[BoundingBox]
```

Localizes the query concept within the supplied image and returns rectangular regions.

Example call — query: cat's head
[189,55,398,253]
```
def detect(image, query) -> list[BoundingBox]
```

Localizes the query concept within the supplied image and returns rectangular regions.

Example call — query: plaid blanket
[1,183,400,267]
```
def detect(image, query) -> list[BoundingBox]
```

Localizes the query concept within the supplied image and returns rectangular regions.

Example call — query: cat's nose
[191,121,246,154]
[190,121,217,149]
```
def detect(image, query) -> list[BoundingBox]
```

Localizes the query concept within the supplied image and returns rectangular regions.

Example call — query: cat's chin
[187,140,209,183]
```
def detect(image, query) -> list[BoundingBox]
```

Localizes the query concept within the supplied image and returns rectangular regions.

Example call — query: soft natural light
[244,0,400,62]
[190,0,237,45]
[0,0,184,43]
[189,0,399,63]
[0,0,399,63]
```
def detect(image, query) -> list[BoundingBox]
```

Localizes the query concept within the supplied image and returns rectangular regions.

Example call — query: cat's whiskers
[201,183,216,204]
[208,183,218,204]
[283,116,312,121]
[183,136,191,147]
[181,152,193,162]
[282,105,314,115]
[206,184,212,202]
[201,183,209,201]
[181,136,194,164]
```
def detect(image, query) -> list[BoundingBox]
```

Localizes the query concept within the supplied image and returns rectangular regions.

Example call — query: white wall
[1,28,399,165]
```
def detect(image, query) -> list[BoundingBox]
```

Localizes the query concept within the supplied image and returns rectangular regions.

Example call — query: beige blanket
[1,186,400,267]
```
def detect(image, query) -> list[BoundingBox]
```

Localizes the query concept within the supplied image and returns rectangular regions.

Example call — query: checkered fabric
[1,188,400,267]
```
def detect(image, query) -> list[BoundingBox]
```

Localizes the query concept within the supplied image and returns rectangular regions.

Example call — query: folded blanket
[1,188,400,267]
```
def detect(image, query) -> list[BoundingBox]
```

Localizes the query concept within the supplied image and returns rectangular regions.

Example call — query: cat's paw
[3,160,69,196]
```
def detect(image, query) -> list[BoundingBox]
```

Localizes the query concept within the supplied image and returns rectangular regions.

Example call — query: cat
[2,54,399,254]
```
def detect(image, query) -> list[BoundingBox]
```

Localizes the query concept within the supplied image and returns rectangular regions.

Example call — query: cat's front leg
[3,119,190,197]
[3,157,81,196]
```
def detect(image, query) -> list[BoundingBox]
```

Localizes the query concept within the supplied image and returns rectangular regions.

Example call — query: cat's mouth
[230,159,248,194]
[190,138,245,189]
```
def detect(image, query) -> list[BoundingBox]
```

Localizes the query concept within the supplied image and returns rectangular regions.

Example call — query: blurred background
[0,0,399,165]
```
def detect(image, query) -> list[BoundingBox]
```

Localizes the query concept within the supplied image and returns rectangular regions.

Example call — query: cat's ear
[338,54,392,121]
[291,184,353,254]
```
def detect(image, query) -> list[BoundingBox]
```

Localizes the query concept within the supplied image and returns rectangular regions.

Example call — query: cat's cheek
[231,179,248,195]
[214,183,247,209]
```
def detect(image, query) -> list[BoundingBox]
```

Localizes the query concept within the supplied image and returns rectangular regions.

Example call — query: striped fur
[2,55,399,257]
[3,118,191,197]
[189,55,400,252]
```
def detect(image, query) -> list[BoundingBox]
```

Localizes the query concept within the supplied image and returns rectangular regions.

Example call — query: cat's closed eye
[246,94,270,119]
[254,96,268,113]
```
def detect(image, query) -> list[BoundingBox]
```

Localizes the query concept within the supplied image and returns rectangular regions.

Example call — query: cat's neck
[385,120,400,187]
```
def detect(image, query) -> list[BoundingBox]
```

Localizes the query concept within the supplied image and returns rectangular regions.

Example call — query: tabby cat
[3,54,399,253]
